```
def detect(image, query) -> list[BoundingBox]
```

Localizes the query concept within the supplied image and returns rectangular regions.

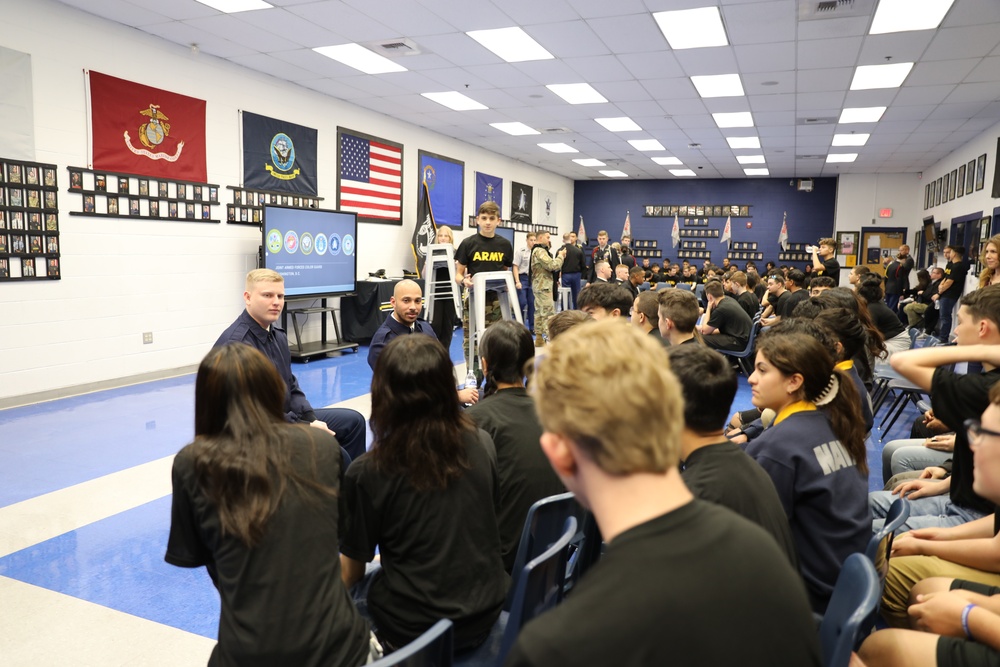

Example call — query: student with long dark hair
[744,322,871,612]
[339,334,507,653]
[166,343,371,667]
[467,320,565,572]
[858,273,910,357]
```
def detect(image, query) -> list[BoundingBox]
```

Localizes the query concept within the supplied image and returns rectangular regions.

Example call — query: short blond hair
[245,268,283,292]
[530,320,684,474]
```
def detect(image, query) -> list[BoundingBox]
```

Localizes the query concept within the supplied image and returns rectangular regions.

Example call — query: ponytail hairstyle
[755,323,868,475]
[191,343,335,547]
[817,287,886,360]
[478,320,535,397]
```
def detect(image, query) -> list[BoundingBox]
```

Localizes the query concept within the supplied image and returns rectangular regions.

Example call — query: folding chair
[818,554,880,667]
[371,619,454,667]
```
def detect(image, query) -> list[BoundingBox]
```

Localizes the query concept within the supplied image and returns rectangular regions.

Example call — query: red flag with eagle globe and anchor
[89,71,207,182]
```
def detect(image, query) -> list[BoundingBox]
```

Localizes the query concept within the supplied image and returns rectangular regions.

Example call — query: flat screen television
[262,205,357,299]
[923,216,936,243]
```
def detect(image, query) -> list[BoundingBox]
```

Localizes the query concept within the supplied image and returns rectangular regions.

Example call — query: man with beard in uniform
[531,231,566,347]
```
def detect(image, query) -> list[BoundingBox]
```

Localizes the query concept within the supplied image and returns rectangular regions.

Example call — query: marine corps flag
[242,111,317,195]
[89,71,206,181]
[412,181,436,274]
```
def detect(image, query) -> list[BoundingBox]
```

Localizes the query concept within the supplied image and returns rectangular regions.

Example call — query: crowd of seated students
[169,249,1000,665]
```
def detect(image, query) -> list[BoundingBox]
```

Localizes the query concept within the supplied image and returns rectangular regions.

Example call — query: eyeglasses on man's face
[965,418,1000,445]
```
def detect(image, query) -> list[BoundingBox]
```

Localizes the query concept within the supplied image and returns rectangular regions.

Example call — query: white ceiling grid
[52,0,1000,180]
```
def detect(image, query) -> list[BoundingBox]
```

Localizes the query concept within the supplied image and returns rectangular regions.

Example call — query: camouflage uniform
[531,245,564,339]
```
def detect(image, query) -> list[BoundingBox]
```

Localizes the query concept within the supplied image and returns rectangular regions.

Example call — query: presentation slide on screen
[264,206,356,297]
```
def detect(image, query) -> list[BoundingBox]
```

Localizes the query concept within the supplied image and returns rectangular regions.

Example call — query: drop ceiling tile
[564,56,633,82]
[673,47,740,76]
[529,20,609,59]
[892,85,955,105]
[229,53,318,81]
[945,82,1000,104]
[924,25,1000,61]
[797,37,863,70]
[141,21,256,58]
[858,32,935,64]
[733,42,796,73]
[342,0,461,36]
[617,51,684,80]
[881,104,936,121]
[723,1,797,45]
[796,68,853,93]
[749,93,796,112]
[587,14,670,54]
[286,2,395,42]
[966,57,1000,83]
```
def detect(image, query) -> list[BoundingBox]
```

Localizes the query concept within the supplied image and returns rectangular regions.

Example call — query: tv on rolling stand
[262,204,359,358]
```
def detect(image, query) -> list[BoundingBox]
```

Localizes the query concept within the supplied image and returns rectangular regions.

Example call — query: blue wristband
[962,603,976,640]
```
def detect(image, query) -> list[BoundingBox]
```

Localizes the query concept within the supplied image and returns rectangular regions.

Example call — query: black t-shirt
[816,256,840,283]
[560,243,585,273]
[868,301,906,339]
[340,428,508,651]
[932,366,1000,515]
[504,501,821,667]
[707,296,752,341]
[767,290,788,318]
[166,427,369,667]
[736,290,760,319]
[942,259,969,299]
[682,442,797,566]
[466,388,566,572]
[779,289,810,318]
[455,233,514,276]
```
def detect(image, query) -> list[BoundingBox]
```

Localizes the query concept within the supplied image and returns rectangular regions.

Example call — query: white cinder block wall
[0,0,573,402]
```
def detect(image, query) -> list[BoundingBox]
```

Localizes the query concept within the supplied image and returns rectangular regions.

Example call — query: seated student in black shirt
[667,344,797,565]
[698,280,752,351]
[166,344,373,667]
[858,273,910,357]
[506,321,820,667]
[340,335,507,653]
[779,269,810,317]
[466,321,565,572]
[657,288,701,346]
[727,270,760,319]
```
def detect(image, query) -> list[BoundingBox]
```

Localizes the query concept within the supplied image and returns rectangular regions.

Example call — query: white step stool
[423,243,462,323]
[467,270,522,370]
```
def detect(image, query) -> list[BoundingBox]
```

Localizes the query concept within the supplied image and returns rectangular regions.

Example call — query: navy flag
[242,110,317,195]
[412,181,437,274]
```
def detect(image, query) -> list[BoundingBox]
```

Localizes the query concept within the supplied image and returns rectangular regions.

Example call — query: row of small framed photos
[726,252,765,261]
[644,204,752,218]
[924,153,987,210]
[1,163,58,188]
[465,216,556,236]
[1,209,59,231]
[68,168,219,202]
[1,187,58,210]
[730,241,759,251]
[682,241,708,249]
[76,195,216,221]
[778,253,813,262]
[633,249,662,258]
[0,232,59,255]
[782,243,808,251]
[229,206,262,224]
[677,250,717,260]
[684,218,711,227]
[0,256,60,280]
[678,229,720,238]
[633,239,658,248]
[231,189,321,209]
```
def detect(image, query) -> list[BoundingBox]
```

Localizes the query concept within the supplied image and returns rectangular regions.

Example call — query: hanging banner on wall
[539,189,557,227]
[419,150,464,229]
[0,47,35,161]
[89,71,207,181]
[241,111,317,195]
[510,181,533,225]
[474,171,503,213]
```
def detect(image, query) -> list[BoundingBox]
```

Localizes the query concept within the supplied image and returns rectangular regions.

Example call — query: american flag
[338,131,402,222]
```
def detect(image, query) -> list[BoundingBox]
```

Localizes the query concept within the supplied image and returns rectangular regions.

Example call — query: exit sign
[879,208,893,218]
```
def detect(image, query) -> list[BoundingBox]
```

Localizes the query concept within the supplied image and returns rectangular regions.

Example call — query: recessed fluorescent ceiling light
[691,74,744,98]
[196,0,271,11]
[600,170,629,178]
[421,91,487,111]
[314,43,407,74]
[827,153,858,163]
[651,156,683,165]
[726,136,760,149]
[546,83,607,105]
[653,7,728,50]
[595,117,642,132]
[628,139,665,151]
[574,158,606,167]
[744,168,769,176]
[839,107,886,123]
[670,169,697,177]
[713,112,754,128]
[870,0,956,34]
[736,155,766,164]
[490,122,540,136]
[850,62,914,90]
[467,27,553,63]
[538,143,579,153]
[832,133,870,146]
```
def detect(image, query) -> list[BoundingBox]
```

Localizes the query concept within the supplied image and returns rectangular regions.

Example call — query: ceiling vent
[796,154,826,160]
[367,38,422,57]
[543,127,572,134]
[799,0,875,20]
[797,116,838,126]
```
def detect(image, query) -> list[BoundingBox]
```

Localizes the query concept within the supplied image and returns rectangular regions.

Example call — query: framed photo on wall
[958,164,966,197]
[337,127,404,226]
[976,153,987,191]
[968,159,976,194]
[950,169,958,199]
[936,177,942,206]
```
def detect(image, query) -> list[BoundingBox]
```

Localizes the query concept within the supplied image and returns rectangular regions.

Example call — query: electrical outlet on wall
[143,332,153,344]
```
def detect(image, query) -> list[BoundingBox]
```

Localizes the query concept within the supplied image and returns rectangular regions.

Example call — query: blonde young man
[505,321,820,667]
[215,269,367,460]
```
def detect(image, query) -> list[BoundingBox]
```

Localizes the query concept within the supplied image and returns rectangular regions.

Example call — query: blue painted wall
[573,177,838,270]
